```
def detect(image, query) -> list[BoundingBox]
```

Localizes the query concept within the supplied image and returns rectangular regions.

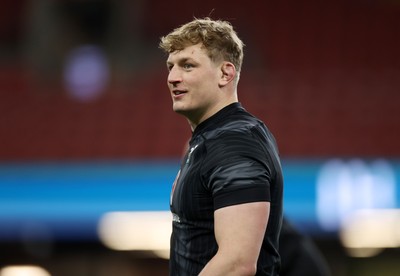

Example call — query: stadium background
[1,0,399,275]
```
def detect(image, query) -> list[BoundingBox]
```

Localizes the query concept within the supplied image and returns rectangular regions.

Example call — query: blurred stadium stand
[1,0,399,160]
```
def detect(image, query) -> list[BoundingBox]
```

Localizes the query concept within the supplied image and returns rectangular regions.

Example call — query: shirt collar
[192,102,243,136]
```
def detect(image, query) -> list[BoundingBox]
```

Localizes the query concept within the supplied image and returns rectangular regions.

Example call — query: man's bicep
[214,202,270,262]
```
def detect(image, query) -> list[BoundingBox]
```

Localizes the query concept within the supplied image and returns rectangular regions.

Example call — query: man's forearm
[199,252,256,276]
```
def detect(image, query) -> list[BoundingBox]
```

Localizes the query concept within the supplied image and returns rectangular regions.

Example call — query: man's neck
[188,99,238,132]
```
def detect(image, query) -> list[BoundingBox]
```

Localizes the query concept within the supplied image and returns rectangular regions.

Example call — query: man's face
[166,43,222,125]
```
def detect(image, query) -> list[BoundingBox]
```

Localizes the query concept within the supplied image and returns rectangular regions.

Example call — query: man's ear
[219,62,236,87]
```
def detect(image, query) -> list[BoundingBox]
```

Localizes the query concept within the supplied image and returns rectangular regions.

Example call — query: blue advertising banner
[0,158,399,240]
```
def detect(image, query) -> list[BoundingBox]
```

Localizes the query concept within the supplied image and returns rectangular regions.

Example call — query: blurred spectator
[280,217,331,276]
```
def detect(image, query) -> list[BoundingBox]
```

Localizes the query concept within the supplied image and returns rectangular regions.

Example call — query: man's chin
[172,104,186,114]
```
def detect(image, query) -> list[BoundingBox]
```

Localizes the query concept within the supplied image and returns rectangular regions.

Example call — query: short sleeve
[202,129,273,210]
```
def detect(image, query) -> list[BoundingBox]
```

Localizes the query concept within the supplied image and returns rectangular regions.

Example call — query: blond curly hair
[159,17,244,75]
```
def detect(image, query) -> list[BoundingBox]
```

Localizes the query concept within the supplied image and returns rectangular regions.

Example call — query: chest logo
[186,144,199,164]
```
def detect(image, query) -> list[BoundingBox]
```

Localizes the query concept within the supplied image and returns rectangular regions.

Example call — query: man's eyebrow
[167,57,193,66]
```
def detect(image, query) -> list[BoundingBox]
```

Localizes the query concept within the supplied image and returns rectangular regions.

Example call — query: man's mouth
[172,90,187,96]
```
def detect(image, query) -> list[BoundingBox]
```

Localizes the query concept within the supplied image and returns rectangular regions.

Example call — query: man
[159,17,283,275]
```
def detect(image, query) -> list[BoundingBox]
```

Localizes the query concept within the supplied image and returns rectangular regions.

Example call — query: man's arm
[199,201,270,276]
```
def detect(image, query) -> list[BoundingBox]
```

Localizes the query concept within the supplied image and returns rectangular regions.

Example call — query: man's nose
[168,67,182,85]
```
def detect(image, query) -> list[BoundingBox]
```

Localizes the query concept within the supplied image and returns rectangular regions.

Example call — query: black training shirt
[169,102,283,275]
